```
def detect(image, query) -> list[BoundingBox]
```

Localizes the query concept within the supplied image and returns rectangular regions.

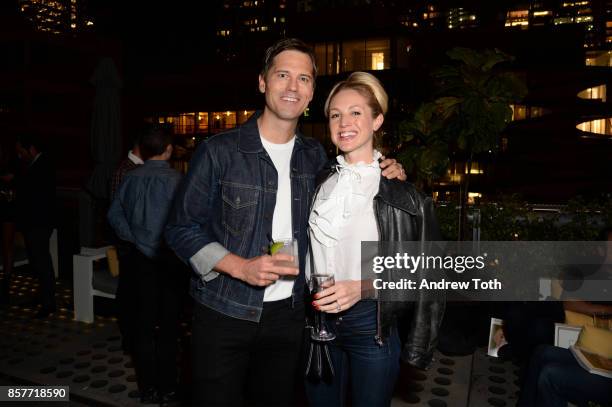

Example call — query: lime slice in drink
[270,242,284,255]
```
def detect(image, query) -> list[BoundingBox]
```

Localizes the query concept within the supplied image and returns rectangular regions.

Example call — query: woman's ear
[373,114,384,132]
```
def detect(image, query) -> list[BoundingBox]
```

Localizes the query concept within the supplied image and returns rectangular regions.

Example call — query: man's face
[258,50,314,123]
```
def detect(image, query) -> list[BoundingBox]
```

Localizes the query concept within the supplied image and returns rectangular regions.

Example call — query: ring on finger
[336,301,341,312]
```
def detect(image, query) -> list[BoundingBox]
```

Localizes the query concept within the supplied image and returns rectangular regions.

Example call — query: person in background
[518,227,612,407]
[165,38,406,407]
[10,133,56,318]
[0,141,18,304]
[108,124,185,404]
[306,72,444,407]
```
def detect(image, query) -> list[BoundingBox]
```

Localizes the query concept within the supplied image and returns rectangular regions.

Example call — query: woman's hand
[312,280,362,313]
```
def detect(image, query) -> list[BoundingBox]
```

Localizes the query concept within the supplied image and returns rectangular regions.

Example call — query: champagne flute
[310,273,336,342]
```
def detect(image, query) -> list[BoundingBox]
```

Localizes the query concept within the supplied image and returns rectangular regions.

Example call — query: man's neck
[148,156,168,162]
[257,109,298,144]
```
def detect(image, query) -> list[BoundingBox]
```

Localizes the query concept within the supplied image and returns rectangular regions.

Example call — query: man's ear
[258,74,266,94]
[373,114,384,132]
[164,144,173,159]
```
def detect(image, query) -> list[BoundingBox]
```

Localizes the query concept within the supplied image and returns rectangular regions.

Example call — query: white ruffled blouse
[307,151,381,282]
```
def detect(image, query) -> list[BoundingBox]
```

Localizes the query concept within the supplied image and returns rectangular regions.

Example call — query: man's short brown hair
[261,38,318,80]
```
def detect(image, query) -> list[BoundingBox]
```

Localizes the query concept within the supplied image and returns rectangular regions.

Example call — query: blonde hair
[324,71,388,118]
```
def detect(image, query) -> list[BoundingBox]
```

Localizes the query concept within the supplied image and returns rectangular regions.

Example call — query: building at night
[17,0,95,35]
[3,0,610,201]
[131,0,611,201]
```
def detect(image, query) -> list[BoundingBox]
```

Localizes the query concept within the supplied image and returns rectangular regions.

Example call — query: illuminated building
[214,0,289,62]
[18,0,93,35]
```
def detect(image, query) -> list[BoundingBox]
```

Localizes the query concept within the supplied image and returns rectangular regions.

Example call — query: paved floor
[0,268,520,407]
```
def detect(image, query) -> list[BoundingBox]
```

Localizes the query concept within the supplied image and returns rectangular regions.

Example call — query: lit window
[212,111,237,131]
[577,84,607,101]
[371,52,385,70]
[238,110,255,124]
[464,163,484,174]
[197,112,209,131]
[577,118,612,137]
[468,192,482,204]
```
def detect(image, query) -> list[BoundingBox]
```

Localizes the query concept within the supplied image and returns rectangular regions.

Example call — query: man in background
[108,124,185,404]
[14,133,56,318]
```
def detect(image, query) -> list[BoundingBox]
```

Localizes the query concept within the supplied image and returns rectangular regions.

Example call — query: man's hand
[379,156,406,181]
[233,253,298,287]
[312,280,361,313]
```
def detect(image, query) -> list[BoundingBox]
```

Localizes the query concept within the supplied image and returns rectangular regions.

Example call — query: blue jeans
[305,301,401,407]
[519,344,612,407]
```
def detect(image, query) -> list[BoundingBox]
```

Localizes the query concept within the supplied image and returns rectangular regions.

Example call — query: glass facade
[151,110,254,136]
[313,39,390,75]
[510,105,551,121]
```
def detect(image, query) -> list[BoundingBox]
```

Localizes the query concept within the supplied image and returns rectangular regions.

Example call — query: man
[109,134,143,353]
[165,38,405,406]
[14,134,56,318]
[108,124,185,404]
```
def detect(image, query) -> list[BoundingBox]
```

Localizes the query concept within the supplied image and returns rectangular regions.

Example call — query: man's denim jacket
[108,160,182,258]
[165,112,327,322]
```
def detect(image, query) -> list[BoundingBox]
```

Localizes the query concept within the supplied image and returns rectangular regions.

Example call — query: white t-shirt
[261,135,295,302]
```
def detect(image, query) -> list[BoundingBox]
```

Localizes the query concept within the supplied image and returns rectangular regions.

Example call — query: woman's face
[328,89,383,164]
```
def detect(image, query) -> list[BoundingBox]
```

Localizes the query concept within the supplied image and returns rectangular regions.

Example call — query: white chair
[72,246,117,323]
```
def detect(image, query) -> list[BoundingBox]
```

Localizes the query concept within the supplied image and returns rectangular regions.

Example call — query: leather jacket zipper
[373,197,384,347]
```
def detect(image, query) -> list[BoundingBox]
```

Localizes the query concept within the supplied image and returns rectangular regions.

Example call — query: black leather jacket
[314,165,445,369]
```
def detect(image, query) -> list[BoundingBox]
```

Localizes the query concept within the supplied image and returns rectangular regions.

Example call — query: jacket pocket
[221,184,259,236]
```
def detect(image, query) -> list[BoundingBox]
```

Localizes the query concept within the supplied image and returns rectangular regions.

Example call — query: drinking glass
[272,238,299,269]
[310,273,336,342]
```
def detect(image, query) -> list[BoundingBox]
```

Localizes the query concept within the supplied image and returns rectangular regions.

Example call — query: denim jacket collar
[237,110,308,154]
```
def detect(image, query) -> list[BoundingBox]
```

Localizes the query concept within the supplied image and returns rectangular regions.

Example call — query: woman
[306,72,444,407]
